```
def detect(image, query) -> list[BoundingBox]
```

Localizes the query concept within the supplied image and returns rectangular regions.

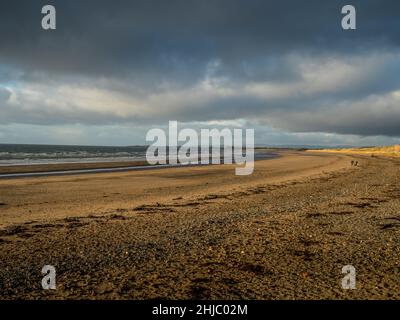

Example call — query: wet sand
[0,161,148,175]
[0,151,399,299]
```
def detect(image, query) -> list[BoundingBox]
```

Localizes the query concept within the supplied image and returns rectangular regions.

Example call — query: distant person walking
[350,160,358,167]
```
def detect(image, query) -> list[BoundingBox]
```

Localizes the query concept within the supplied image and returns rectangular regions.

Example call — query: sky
[0,0,400,146]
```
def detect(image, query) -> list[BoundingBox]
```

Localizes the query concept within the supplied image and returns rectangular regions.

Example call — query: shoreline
[0,151,278,179]
[0,162,204,179]
[0,150,347,230]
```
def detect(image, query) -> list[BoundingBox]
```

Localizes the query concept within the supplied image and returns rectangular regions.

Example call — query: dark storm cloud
[1,0,400,137]
[1,0,399,83]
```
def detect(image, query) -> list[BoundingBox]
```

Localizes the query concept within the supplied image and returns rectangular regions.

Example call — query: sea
[0,144,275,166]
[0,144,150,166]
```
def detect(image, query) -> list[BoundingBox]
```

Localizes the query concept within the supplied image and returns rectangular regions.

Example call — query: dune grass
[309,145,400,157]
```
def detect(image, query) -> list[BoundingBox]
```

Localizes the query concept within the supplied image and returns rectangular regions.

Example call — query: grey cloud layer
[1,0,400,137]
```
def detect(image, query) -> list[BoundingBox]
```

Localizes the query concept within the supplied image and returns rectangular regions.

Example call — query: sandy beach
[1,150,400,299]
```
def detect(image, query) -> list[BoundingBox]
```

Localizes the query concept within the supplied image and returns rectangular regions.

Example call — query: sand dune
[310,145,400,157]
